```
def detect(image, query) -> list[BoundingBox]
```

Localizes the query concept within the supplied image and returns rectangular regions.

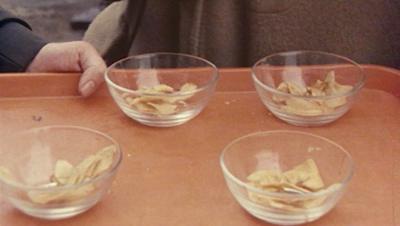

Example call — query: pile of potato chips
[247,159,341,212]
[122,83,197,115]
[273,71,353,116]
[0,145,116,204]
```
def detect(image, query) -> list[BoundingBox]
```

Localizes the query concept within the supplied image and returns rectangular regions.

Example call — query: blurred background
[0,0,100,41]
[1,0,399,69]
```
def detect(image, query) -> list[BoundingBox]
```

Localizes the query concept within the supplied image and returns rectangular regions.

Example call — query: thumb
[77,42,107,97]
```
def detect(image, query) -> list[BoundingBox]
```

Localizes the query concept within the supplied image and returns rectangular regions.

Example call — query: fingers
[27,43,82,72]
[27,41,107,97]
[76,42,107,97]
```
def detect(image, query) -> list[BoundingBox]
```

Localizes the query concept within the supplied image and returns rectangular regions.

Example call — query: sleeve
[0,8,48,72]
[83,0,146,65]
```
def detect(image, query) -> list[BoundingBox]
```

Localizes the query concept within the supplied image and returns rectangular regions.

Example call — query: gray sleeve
[0,8,47,72]
[84,0,146,65]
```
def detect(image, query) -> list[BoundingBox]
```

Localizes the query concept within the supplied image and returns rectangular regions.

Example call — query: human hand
[26,41,106,97]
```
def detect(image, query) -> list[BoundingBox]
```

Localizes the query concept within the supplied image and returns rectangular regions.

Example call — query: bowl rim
[251,50,366,100]
[0,125,123,192]
[104,52,220,96]
[220,130,354,198]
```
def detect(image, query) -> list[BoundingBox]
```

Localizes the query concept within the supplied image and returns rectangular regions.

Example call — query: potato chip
[311,79,327,91]
[307,86,325,97]
[134,101,158,113]
[121,92,133,99]
[180,83,197,92]
[128,96,163,106]
[247,169,284,188]
[0,166,16,184]
[91,145,115,177]
[148,103,177,115]
[74,155,101,180]
[283,159,324,191]
[287,82,307,96]
[139,84,174,94]
[150,84,174,93]
[324,71,353,95]
[53,160,75,185]
[281,182,311,194]
[324,97,348,108]
[28,183,95,204]
[276,82,289,93]
[282,98,327,116]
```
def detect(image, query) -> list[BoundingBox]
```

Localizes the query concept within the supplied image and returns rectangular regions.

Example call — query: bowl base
[8,195,100,220]
[267,106,349,127]
[237,197,331,225]
[121,107,202,127]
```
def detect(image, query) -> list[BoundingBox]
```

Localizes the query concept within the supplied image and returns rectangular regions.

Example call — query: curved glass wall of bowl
[220,130,353,225]
[105,53,219,127]
[251,51,365,126]
[0,126,122,220]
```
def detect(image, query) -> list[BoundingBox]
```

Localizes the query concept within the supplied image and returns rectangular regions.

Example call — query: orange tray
[0,65,399,226]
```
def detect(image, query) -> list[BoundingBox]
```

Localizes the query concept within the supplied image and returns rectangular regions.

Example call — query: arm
[0,8,47,72]
[27,41,106,97]
[0,8,106,97]
[84,0,146,65]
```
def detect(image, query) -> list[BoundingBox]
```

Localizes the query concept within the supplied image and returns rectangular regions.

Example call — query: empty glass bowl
[0,125,122,220]
[252,51,366,126]
[220,130,353,225]
[105,53,219,127]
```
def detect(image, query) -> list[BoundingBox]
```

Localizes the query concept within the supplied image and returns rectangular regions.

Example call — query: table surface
[0,65,399,226]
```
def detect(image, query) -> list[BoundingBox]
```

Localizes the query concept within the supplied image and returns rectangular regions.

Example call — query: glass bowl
[220,130,353,225]
[0,125,122,220]
[252,51,366,126]
[105,52,219,127]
